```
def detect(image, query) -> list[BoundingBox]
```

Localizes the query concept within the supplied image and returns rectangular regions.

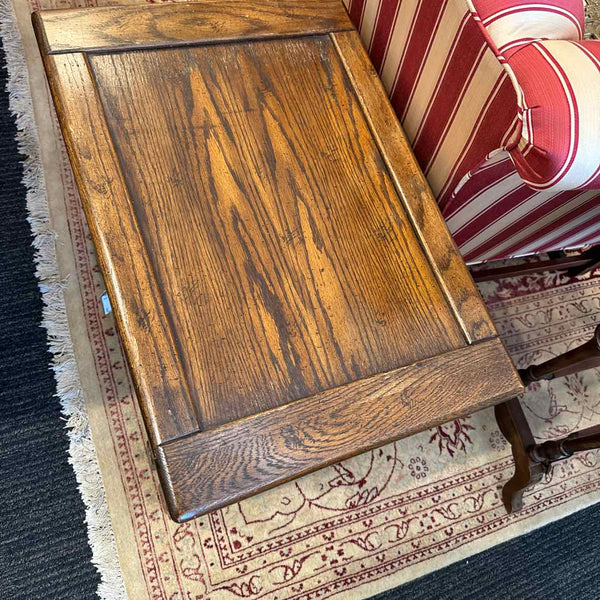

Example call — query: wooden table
[33,0,523,522]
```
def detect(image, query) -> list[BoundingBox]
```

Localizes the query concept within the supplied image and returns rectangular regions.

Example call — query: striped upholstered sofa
[345,0,600,264]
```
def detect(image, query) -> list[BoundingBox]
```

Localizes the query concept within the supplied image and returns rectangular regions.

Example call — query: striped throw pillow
[470,0,600,191]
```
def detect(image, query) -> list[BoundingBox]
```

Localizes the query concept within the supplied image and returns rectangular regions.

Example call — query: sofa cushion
[469,1,598,191]
[506,39,600,190]
[470,0,584,57]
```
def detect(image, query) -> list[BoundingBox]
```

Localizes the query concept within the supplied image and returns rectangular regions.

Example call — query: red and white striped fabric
[344,0,600,263]
[469,0,584,57]
[506,40,600,191]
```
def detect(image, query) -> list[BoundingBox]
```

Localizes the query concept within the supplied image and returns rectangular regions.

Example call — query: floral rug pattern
[89,227,600,600]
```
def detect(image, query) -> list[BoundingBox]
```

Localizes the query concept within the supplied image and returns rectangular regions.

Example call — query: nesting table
[33,0,523,522]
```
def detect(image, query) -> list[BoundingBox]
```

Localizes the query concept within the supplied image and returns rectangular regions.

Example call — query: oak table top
[33,0,523,522]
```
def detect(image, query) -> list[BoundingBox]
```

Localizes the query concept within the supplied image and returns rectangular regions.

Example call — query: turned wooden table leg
[519,325,600,384]
[496,403,600,514]
[495,398,545,513]
[531,425,600,462]
[497,326,600,513]
[566,246,600,278]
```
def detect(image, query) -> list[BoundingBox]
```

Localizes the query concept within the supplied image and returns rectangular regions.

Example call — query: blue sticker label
[101,292,112,315]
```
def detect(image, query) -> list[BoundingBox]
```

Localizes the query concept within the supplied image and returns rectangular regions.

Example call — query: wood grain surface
[32,0,352,55]
[330,31,497,344]
[40,52,200,445]
[158,338,522,521]
[88,36,466,429]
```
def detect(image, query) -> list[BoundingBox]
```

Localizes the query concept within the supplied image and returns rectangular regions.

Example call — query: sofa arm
[506,39,600,190]
[468,0,585,57]
[468,0,599,191]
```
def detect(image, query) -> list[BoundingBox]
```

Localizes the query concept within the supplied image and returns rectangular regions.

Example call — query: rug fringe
[0,2,126,598]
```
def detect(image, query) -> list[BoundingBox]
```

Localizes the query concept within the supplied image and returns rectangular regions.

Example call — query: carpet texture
[2,1,600,599]
[375,499,600,600]
[0,42,99,599]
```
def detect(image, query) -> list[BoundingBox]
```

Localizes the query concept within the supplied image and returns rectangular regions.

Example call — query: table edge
[32,1,354,55]
[156,337,523,522]
[330,31,499,345]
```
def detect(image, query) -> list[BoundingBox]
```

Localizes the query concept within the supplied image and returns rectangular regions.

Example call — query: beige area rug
[3,0,600,598]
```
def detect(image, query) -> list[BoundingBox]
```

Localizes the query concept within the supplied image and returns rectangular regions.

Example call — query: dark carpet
[0,41,599,600]
[375,502,600,600]
[0,45,99,599]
